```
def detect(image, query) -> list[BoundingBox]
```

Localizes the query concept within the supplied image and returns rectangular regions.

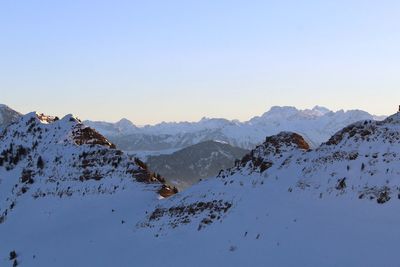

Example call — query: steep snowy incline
[0,112,176,267]
[132,114,400,266]
[2,112,400,267]
[0,104,21,131]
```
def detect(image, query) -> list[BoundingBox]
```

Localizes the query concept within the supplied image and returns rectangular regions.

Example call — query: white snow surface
[2,111,400,267]
[0,104,21,130]
[0,112,165,266]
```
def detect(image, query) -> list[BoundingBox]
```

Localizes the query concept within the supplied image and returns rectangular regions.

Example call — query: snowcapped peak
[310,105,331,115]
[221,132,310,176]
[292,106,331,118]
[264,106,299,116]
[322,111,400,148]
[35,112,59,124]
[114,118,137,132]
[199,116,209,122]
[247,106,300,123]
[60,114,81,123]
[17,113,81,130]
[312,105,330,112]
[19,111,40,123]
[0,109,176,225]
[116,118,134,126]
[0,104,22,129]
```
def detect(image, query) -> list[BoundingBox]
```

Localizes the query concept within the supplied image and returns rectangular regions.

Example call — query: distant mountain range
[85,106,387,151]
[1,104,388,190]
[2,106,400,266]
[136,112,400,266]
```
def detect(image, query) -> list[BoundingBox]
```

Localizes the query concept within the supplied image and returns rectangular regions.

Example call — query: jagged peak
[20,112,59,125]
[71,125,116,148]
[263,106,299,117]
[219,132,309,177]
[61,114,81,123]
[0,111,177,222]
[115,118,135,126]
[312,105,330,113]
[18,112,82,127]
[323,111,400,147]
[36,112,58,124]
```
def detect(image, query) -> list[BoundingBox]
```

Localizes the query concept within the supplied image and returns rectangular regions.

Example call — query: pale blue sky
[1,0,399,124]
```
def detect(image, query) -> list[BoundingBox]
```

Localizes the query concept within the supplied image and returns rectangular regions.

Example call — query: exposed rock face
[0,112,175,224]
[4,110,400,267]
[264,132,310,151]
[72,124,116,148]
[325,113,400,148]
[158,185,179,198]
[142,113,400,238]
[220,132,310,176]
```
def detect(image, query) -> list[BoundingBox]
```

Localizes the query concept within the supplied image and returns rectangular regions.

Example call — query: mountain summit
[134,112,400,266]
[1,107,398,267]
[0,104,21,130]
[86,106,383,151]
[0,111,175,224]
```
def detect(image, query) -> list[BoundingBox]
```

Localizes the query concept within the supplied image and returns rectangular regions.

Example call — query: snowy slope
[86,106,383,151]
[0,112,177,267]
[134,113,400,266]
[0,112,174,222]
[0,104,21,131]
[2,111,400,267]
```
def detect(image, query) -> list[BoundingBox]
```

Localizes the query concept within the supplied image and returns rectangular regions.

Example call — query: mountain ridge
[2,110,400,266]
[0,111,176,224]
[134,111,400,265]
[85,106,386,151]
[0,104,22,131]
[86,105,385,132]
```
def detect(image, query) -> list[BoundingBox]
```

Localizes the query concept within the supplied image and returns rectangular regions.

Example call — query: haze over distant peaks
[84,105,386,151]
[2,103,400,266]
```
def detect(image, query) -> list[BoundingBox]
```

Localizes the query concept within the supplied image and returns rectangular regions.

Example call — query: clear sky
[1,0,400,124]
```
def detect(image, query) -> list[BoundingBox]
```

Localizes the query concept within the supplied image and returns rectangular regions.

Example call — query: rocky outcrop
[0,112,176,224]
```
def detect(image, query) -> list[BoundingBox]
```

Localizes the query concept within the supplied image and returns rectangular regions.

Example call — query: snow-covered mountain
[0,104,21,131]
[84,118,139,137]
[134,112,400,266]
[2,111,400,266]
[85,106,384,151]
[0,112,179,266]
[146,140,249,189]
